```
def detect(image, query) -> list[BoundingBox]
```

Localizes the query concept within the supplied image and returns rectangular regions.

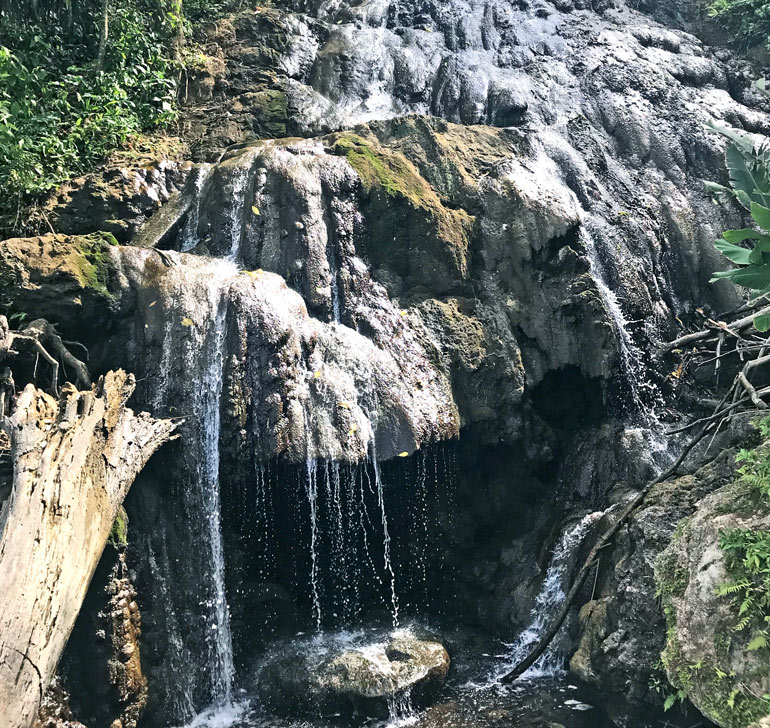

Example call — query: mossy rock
[655,480,770,728]
[327,131,474,296]
[109,506,129,550]
[0,233,119,331]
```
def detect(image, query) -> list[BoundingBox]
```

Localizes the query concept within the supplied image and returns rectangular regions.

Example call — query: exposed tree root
[0,315,90,396]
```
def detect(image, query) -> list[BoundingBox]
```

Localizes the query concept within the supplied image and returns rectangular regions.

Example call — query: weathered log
[0,370,178,728]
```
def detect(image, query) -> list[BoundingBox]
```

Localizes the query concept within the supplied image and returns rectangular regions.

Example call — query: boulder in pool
[257,630,450,718]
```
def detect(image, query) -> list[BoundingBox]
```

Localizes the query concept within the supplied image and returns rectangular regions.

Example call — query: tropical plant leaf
[706,119,755,155]
[755,313,770,333]
[722,228,770,244]
[705,180,731,197]
[711,264,770,291]
[752,202,770,230]
[747,634,768,651]
[715,238,753,265]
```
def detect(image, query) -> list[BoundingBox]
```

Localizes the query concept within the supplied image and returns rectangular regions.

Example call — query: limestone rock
[569,435,748,705]
[257,631,450,718]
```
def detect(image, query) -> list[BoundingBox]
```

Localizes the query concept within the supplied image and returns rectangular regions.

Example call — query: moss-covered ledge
[0,232,120,326]
[655,438,770,728]
[326,129,475,295]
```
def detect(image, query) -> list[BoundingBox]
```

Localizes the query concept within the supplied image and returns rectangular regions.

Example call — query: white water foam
[493,511,603,682]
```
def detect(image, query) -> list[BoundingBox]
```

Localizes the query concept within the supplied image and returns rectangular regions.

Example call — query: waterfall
[297,456,400,630]
[180,164,213,253]
[305,458,323,631]
[580,225,675,474]
[198,293,236,705]
[496,512,602,681]
[149,258,238,715]
[372,455,400,627]
[580,227,653,418]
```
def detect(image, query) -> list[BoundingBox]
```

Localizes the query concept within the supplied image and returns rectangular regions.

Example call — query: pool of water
[179,623,708,728]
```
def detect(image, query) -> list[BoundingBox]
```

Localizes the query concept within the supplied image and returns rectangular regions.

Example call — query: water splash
[385,688,418,728]
[495,512,603,681]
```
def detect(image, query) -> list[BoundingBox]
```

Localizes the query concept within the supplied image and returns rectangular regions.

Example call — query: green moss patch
[328,132,474,289]
[109,506,129,550]
[332,134,430,205]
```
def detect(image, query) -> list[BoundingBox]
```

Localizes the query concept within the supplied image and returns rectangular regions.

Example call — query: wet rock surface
[569,448,741,704]
[256,631,450,718]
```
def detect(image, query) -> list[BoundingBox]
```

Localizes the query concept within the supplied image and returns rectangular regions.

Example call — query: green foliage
[706,123,770,324]
[0,0,239,230]
[733,426,770,502]
[717,426,770,656]
[718,527,770,652]
[108,505,129,549]
[704,0,770,50]
[0,3,179,226]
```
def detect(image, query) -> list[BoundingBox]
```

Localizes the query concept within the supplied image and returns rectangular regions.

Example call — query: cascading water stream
[150,258,238,718]
[305,457,323,631]
[581,227,653,419]
[180,164,213,253]
[580,225,674,473]
[495,511,603,681]
[372,454,400,627]
[199,295,236,706]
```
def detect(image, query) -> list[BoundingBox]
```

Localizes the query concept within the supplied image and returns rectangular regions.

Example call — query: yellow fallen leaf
[314,371,321,379]
[245,269,263,279]
[73,296,82,305]
[349,424,357,433]
[149,300,157,307]
[338,401,350,409]
[181,317,194,327]
[252,206,260,215]
[398,451,409,458]
[400,310,407,316]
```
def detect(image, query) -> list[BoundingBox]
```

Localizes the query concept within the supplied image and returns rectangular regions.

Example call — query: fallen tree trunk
[0,370,178,728]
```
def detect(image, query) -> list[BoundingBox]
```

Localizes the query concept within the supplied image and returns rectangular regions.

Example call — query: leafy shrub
[718,527,770,652]
[705,0,770,50]
[707,121,770,329]
[716,421,770,654]
[0,1,179,230]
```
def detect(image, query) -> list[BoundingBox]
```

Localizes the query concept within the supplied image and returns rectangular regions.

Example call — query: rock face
[180,0,768,320]
[257,631,450,718]
[569,445,741,705]
[657,484,770,728]
[5,0,770,724]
